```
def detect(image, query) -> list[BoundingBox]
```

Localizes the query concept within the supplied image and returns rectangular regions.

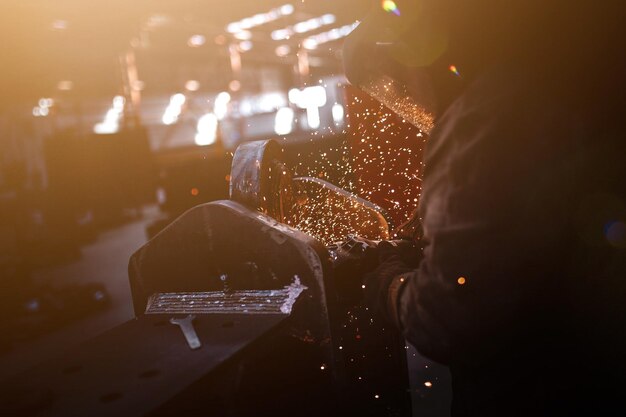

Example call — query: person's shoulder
[449,62,539,119]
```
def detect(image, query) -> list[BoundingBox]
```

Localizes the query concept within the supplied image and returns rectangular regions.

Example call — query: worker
[343,1,626,415]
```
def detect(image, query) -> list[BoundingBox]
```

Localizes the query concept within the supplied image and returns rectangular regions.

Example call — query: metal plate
[145,281,307,315]
[229,139,292,222]
[0,314,287,417]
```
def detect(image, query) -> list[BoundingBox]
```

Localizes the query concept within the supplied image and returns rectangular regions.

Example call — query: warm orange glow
[457,277,466,285]
[190,188,199,196]
[229,80,241,91]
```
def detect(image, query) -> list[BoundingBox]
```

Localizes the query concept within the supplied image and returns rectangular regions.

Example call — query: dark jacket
[378,59,626,415]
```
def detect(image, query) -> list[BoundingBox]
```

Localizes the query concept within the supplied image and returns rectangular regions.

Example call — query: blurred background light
[303,22,359,50]
[274,107,294,135]
[271,14,336,41]
[131,80,146,91]
[228,80,241,92]
[195,113,219,146]
[185,80,201,91]
[289,86,327,109]
[94,95,125,134]
[214,92,231,120]
[57,80,74,91]
[233,30,252,41]
[226,3,294,33]
[187,34,206,47]
[275,44,291,57]
[332,103,344,124]
[162,93,186,125]
[238,40,254,52]
[51,19,68,31]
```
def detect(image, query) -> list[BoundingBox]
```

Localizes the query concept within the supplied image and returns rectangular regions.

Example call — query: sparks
[284,86,426,245]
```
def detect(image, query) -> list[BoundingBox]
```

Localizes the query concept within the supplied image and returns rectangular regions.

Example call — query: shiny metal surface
[170,315,202,350]
[229,139,292,223]
[145,280,307,315]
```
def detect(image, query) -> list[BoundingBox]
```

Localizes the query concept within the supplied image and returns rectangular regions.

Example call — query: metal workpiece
[125,198,350,415]
[127,139,409,415]
[125,197,409,415]
[145,285,307,316]
[128,200,335,344]
[229,139,393,245]
[229,139,293,223]
[291,177,391,244]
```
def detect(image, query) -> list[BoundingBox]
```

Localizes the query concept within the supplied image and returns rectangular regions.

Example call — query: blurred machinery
[44,126,155,228]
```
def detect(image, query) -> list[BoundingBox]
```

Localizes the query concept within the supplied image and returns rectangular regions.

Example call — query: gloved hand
[330,235,378,268]
[377,239,420,264]
[363,239,421,322]
[331,235,421,312]
[330,235,381,305]
[392,208,423,241]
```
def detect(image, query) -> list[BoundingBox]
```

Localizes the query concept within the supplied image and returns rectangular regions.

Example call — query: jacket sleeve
[385,75,575,365]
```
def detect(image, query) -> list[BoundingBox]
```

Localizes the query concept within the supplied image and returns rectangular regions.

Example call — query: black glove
[330,235,380,305]
[377,239,420,264]
[363,239,421,321]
